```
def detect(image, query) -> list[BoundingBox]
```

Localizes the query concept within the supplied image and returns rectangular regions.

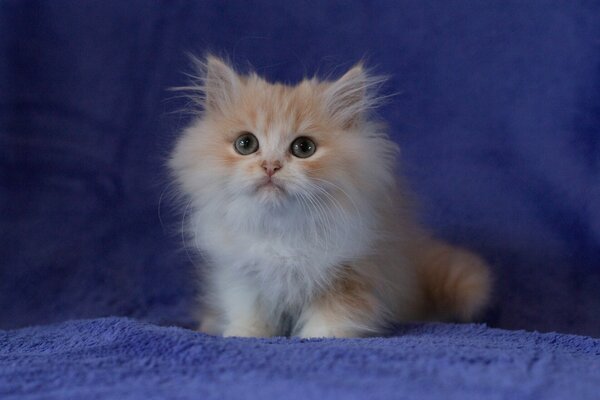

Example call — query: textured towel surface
[1,318,599,400]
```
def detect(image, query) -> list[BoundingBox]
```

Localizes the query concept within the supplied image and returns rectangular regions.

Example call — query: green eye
[234,132,259,155]
[290,137,317,158]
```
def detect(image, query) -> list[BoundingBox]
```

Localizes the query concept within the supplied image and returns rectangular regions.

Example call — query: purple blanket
[2,318,599,399]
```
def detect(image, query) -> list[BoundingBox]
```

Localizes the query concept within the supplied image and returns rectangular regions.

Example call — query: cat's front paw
[298,325,351,339]
[223,323,272,338]
[297,313,362,338]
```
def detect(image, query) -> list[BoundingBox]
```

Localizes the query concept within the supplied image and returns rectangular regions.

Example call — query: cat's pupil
[298,141,311,152]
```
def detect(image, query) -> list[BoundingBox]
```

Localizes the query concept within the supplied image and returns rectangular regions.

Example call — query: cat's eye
[234,132,259,155]
[290,137,316,158]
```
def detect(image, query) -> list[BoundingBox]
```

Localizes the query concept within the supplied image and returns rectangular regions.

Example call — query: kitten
[169,55,491,338]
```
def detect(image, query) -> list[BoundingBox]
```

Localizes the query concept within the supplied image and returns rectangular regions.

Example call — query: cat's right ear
[322,63,385,129]
[202,55,240,114]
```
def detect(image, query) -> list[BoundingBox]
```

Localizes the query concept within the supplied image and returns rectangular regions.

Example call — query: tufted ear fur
[322,64,384,128]
[202,56,241,114]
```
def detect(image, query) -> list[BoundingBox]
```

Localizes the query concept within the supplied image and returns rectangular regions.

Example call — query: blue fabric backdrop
[1,0,599,336]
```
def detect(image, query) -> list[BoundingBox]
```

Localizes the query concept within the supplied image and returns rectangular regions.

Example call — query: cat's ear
[203,56,241,113]
[323,64,382,128]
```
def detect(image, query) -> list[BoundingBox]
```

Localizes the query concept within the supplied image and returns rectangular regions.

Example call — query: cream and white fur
[170,56,491,338]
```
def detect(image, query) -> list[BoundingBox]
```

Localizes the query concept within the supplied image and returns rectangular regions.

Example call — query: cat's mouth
[256,178,286,194]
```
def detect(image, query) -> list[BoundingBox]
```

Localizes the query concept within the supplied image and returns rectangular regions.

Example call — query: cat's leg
[295,269,384,338]
[221,281,273,338]
[209,270,274,337]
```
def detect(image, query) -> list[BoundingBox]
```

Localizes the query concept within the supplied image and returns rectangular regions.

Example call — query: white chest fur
[192,197,373,312]
[200,219,339,309]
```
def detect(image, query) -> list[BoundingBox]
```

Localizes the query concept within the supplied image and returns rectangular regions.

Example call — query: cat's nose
[261,160,282,177]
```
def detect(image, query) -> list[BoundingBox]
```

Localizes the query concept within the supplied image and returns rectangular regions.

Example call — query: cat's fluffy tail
[417,241,492,321]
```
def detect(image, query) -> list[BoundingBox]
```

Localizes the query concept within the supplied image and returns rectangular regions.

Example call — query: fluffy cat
[169,55,491,338]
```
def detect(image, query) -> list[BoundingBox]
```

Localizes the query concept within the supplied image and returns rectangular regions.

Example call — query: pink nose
[261,160,282,177]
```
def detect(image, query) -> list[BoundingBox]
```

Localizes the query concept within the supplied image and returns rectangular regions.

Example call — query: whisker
[311,177,364,227]
[181,199,197,266]
[303,181,352,236]
[303,190,331,253]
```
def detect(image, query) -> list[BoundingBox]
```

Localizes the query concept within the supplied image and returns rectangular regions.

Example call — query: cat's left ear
[323,64,380,128]
[203,55,241,114]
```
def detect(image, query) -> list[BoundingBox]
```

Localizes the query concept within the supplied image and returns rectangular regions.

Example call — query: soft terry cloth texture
[1,318,599,400]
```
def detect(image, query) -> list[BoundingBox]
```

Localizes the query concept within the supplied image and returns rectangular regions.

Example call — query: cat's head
[170,56,398,225]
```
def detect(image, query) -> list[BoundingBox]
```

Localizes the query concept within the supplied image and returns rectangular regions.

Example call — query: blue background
[1,0,599,336]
